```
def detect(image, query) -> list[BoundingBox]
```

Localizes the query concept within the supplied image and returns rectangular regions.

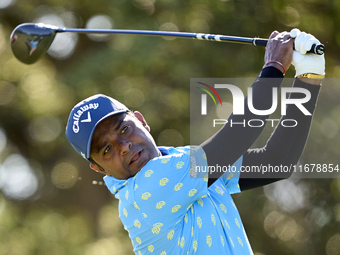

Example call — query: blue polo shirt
[104,146,253,255]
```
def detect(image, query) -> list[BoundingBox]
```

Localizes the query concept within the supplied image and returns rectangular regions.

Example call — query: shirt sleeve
[133,146,208,226]
[219,156,243,194]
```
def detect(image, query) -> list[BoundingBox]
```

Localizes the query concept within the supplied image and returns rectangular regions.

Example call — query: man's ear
[89,163,107,175]
[133,111,151,132]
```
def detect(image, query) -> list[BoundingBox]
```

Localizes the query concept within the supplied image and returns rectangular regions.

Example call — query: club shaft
[10,23,325,65]
[58,27,268,46]
[58,27,325,54]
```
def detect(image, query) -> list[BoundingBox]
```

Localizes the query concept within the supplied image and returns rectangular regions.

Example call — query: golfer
[66,29,325,254]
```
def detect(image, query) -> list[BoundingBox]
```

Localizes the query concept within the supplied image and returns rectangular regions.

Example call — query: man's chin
[130,147,160,176]
[130,150,149,174]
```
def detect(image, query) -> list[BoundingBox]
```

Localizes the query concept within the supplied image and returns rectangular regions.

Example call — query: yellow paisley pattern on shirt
[206,235,212,247]
[174,183,183,191]
[141,192,151,200]
[235,218,240,228]
[156,201,166,209]
[221,236,225,247]
[178,236,185,248]
[176,161,185,169]
[133,202,140,210]
[167,230,174,240]
[161,158,170,164]
[211,214,216,225]
[134,220,141,228]
[145,170,154,177]
[171,205,181,213]
[152,223,163,234]
[123,208,128,217]
[193,240,198,252]
[188,189,197,197]
[159,178,169,186]
[148,245,154,252]
[136,237,141,245]
[219,204,227,213]
[197,217,202,229]
[103,146,249,254]
[238,237,243,247]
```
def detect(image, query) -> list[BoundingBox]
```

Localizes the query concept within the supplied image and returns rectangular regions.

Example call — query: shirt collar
[103,146,171,194]
[103,175,129,194]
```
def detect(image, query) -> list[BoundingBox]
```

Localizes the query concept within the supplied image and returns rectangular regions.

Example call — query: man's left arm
[204,31,293,187]
[239,78,322,190]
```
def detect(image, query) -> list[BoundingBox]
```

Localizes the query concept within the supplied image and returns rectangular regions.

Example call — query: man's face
[90,112,160,179]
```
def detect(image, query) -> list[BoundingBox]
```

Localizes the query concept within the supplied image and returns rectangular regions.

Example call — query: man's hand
[290,28,325,82]
[264,31,294,74]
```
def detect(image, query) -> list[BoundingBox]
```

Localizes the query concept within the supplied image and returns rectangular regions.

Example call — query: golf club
[10,23,325,65]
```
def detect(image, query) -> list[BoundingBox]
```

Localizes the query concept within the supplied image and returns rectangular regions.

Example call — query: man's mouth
[130,150,142,165]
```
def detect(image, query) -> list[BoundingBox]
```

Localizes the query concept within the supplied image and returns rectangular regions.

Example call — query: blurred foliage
[0,0,339,254]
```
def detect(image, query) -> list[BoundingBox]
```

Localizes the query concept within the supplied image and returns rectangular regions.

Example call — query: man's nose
[119,139,132,155]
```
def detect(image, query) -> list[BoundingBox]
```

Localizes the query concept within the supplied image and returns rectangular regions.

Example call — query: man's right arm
[202,31,294,186]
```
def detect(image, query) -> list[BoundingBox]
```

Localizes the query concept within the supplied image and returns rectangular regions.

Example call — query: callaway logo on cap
[66,94,129,160]
[72,103,99,133]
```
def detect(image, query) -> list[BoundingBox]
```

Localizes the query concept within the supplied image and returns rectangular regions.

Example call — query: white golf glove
[290,28,325,77]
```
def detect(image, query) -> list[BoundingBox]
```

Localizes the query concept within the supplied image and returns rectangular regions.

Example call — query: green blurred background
[0,0,340,254]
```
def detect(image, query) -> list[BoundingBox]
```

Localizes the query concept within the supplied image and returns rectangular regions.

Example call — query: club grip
[308,44,325,55]
[253,38,325,55]
[252,38,268,47]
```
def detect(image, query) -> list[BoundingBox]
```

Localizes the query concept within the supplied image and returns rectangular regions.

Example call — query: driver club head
[10,23,59,64]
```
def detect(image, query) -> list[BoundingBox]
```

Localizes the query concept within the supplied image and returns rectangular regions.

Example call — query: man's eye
[121,126,129,134]
[104,146,111,155]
